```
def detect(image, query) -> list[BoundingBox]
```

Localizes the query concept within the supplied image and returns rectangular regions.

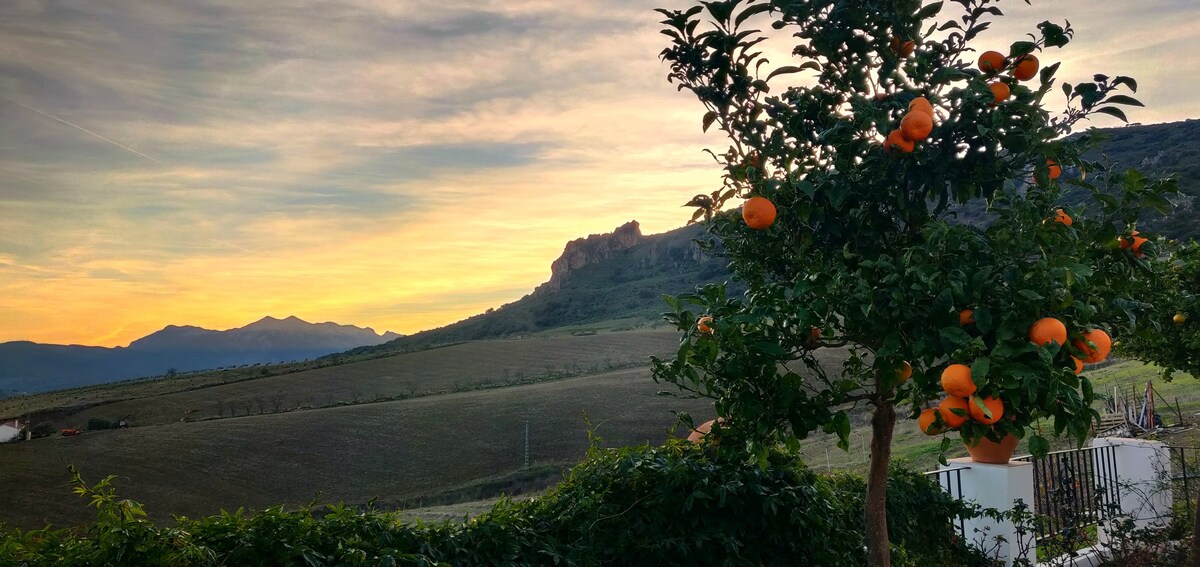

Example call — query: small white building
[0,419,23,443]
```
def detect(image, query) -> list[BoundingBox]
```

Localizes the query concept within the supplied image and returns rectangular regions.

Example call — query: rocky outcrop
[535,221,643,294]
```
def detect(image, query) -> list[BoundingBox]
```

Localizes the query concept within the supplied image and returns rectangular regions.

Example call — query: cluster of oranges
[884,96,935,154]
[978,49,1039,105]
[918,314,1113,435]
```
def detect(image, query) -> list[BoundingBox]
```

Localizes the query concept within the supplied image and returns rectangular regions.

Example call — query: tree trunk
[865,400,897,567]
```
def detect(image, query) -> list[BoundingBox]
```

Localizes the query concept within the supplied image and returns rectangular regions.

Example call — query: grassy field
[4,319,1191,533]
[0,366,716,530]
[2,330,683,428]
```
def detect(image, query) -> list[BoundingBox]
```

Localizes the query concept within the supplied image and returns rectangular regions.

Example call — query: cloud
[0,0,1196,346]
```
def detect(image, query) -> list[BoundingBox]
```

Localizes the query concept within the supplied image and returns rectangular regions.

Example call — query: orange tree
[651,0,1180,564]
[1113,239,1200,560]
[1115,240,1200,376]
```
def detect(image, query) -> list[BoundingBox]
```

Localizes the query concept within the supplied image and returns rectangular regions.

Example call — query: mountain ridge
[0,316,401,394]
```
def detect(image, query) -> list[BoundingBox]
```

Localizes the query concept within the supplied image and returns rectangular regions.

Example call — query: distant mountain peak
[242,315,312,331]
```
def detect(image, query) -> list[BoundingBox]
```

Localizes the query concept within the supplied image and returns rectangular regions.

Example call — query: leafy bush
[85,418,116,431]
[0,445,990,566]
[28,422,57,438]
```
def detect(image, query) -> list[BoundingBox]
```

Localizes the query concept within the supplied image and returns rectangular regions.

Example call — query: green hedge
[0,445,991,566]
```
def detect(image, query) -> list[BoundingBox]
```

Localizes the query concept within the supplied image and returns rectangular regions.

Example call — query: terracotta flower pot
[964,433,1019,464]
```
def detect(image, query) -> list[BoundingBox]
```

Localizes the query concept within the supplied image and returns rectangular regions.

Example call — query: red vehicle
[60,428,82,436]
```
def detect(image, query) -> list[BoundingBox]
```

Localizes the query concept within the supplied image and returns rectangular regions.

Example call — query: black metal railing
[1168,445,1200,525]
[1013,444,1121,548]
[923,465,970,539]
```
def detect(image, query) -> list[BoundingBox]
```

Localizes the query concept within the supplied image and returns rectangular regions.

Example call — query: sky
[1,0,1197,347]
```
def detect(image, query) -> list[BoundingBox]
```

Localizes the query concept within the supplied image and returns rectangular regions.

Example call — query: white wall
[1091,437,1174,535]
[941,457,1037,566]
[0,424,20,443]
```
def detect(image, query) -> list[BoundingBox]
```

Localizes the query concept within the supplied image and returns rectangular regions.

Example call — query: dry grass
[0,366,713,530]
[4,330,682,428]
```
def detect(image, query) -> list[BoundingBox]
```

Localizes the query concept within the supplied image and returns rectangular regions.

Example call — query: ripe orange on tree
[885,128,915,154]
[968,396,1004,425]
[1054,209,1072,226]
[1130,236,1149,257]
[1175,313,1188,325]
[1072,357,1084,375]
[908,96,934,117]
[1074,328,1112,363]
[697,316,714,335]
[898,361,913,382]
[978,50,1006,73]
[901,111,933,142]
[687,418,723,444]
[746,151,761,171]
[742,196,777,229]
[959,309,975,326]
[1048,159,1062,180]
[1029,317,1068,347]
[941,364,977,397]
[938,397,970,429]
[1117,232,1148,256]
[1012,55,1039,81]
[988,81,1010,105]
[918,408,944,435]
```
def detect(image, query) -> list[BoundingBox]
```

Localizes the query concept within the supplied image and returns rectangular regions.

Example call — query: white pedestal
[941,457,1036,566]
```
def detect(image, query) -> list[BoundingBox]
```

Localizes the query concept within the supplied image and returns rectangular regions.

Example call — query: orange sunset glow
[1,0,1197,347]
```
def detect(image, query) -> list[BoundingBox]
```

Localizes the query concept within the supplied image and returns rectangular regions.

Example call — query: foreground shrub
[0,444,988,566]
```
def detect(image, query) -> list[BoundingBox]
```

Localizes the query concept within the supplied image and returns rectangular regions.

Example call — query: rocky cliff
[535,220,643,294]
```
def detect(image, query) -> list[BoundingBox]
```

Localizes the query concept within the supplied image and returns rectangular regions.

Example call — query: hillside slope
[0,367,714,530]
[1083,120,1200,239]
[347,221,729,356]
[61,330,682,428]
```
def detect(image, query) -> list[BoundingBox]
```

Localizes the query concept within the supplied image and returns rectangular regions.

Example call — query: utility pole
[524,420,530,470]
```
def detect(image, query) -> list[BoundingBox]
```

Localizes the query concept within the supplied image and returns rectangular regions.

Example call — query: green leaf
[1113,76,1138,93]
[971,396,993,419]
[766,62,820,82]
[931,67,971,83]
[1104,94,1144,107]
[970,357,991,385]
[734,2,772,27]
[1040,61,1061,83]
[1009,41,1036,57]
[939,326,973,348]
[1018,290,1044,301]
[702,111,719,132]
[751,341,788,356]
[832,411,851,450]
[975,309,994,334]
[915,1,943,20]
[1094,107,1129,123]
[1029,435,1051,457]
[938,437,953,466]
